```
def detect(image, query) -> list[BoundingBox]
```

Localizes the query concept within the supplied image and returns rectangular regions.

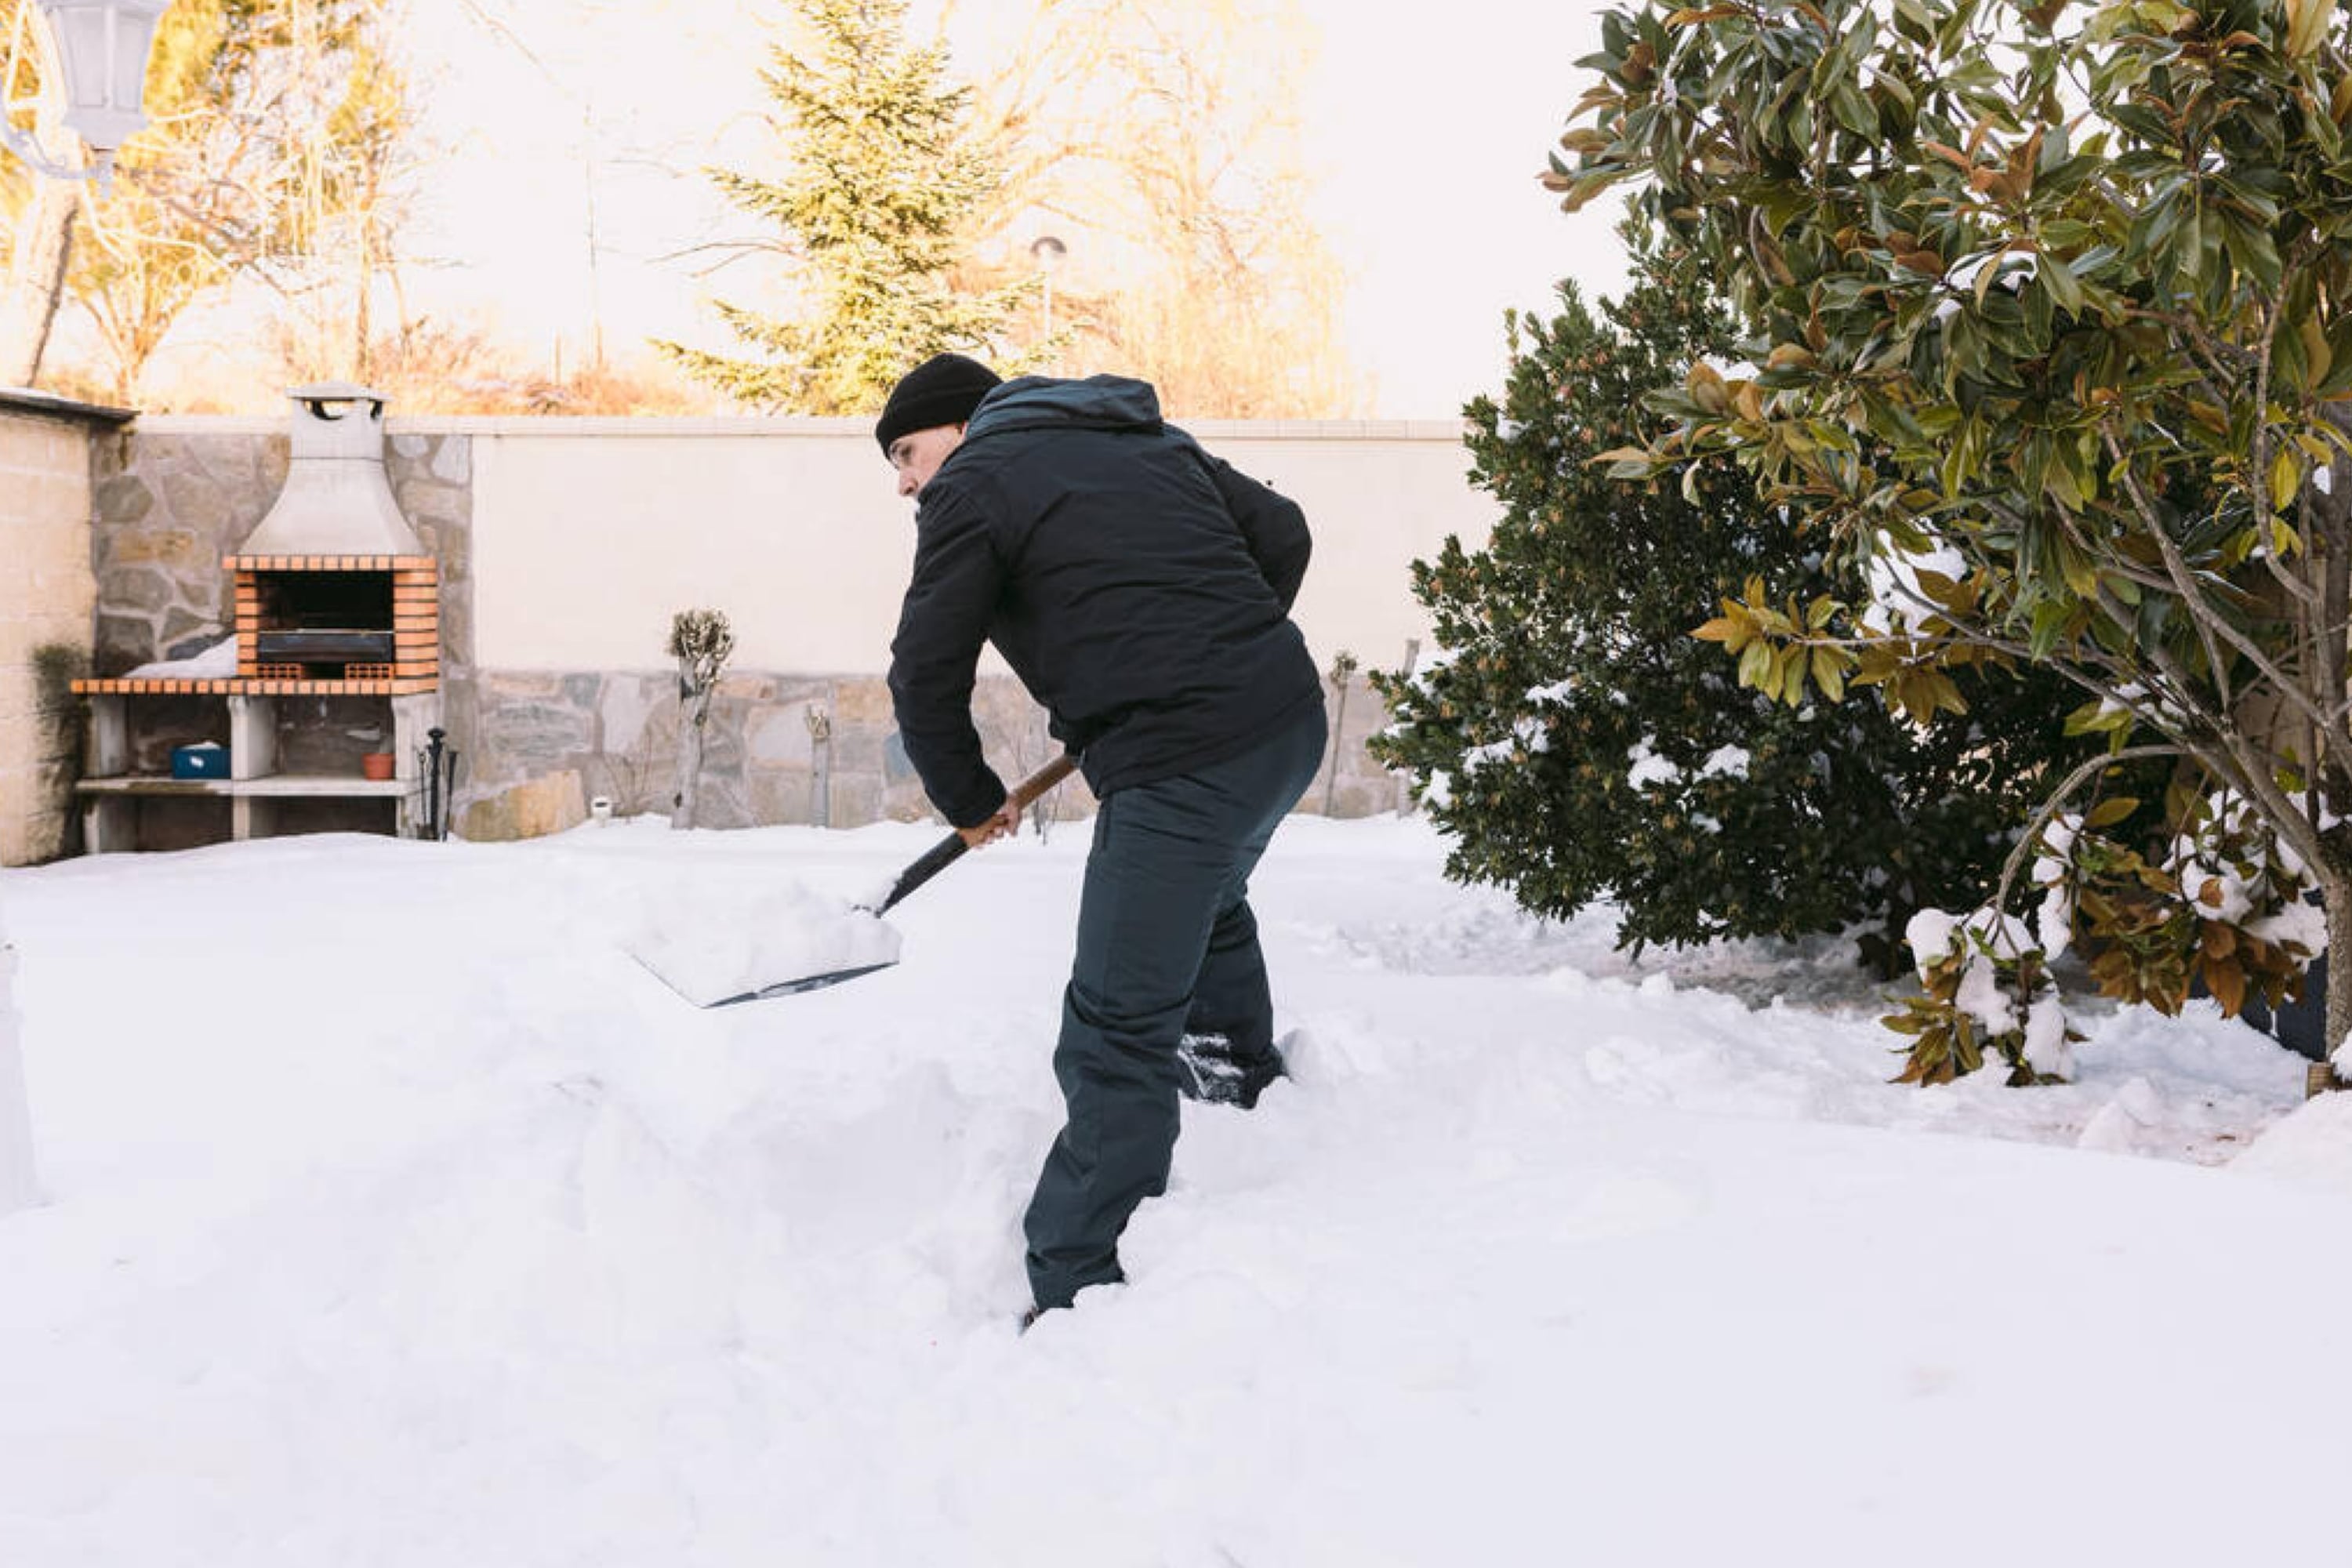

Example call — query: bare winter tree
[60,1,250,402]
[2,0,424,402]
[249,0,420,387]
[953,0,1359,416]
[0,0,85,386]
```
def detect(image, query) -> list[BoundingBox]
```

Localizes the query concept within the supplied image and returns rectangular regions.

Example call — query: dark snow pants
[1022,702,1328,1311]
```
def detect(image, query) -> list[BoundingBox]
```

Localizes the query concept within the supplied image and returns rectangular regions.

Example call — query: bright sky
[399,0,1630,418]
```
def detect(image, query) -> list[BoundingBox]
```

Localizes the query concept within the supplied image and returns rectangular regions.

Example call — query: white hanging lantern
[1,0,168,182]
[43,0,167,156]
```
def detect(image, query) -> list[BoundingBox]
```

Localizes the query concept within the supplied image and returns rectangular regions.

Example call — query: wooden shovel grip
[1005,752,1080,811]
[866,753,1079,916]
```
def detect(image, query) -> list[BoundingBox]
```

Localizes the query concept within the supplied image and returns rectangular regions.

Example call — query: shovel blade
[696,959,898,1006]
[650,956,899,1008]
[626,894,902,1009]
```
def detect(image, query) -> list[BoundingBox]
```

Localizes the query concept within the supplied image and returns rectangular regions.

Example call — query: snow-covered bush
[1370,247,2097,972]
[1886,785,2322,1083]
[1884,905,2074,1086]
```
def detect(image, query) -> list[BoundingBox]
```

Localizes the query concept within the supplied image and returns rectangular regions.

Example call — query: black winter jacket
[887,374,1321,828]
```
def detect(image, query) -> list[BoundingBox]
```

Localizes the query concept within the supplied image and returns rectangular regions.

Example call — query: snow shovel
[632,753,1079,1008]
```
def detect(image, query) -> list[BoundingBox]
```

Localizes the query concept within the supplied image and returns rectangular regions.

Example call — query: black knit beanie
[875,353,1001,453]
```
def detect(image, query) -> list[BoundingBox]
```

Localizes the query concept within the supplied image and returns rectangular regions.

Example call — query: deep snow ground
[2,815,2347,1566]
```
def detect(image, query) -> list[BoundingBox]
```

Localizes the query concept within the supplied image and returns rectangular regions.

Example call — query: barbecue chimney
[235,382,424,558]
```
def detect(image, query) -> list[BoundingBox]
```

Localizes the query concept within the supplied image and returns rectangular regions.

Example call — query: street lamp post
[0,0,170,185]
[0,0,165,1215]
[1029,234,1067,350]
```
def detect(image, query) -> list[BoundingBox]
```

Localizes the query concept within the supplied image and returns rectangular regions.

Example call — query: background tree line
[2,0,412,399]
[2,0,1359,417]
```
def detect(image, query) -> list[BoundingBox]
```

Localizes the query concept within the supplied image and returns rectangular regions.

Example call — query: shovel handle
[866,753,1080,916]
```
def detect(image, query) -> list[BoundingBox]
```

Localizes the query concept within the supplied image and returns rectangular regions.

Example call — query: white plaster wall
[465,416,1493,678]
[470,419,906,675]
[1205,423,1490,674]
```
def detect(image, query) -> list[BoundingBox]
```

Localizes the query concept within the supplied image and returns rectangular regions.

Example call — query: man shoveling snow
[876,352,1325,1327]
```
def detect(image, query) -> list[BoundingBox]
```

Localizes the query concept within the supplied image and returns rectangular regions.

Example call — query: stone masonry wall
[0,408,102,866]
[89,427,472,678]
[462,668,1098,838]
[460,665,1406,839]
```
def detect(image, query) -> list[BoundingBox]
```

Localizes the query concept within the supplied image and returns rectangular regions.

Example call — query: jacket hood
[964,374,1163,441]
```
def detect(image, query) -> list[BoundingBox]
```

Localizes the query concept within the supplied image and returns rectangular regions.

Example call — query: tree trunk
[0,165,82,387]
[354,240,372,379]
[673,682,712,830]
[2321,874,2352,1094]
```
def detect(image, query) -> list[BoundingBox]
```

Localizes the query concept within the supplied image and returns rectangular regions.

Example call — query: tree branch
[2099,425,2344,739]
[1989,744,2181,919]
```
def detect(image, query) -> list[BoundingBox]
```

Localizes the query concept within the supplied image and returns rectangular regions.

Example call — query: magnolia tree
[1555,0,2352,1082]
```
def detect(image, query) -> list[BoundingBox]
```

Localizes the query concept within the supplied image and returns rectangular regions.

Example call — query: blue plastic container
[170,743,228,780]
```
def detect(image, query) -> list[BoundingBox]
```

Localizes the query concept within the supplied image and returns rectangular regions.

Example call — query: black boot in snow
[1232,1042,1287,1109]
[1177,1032,1245,1102]
[1178,1033,1287,1108]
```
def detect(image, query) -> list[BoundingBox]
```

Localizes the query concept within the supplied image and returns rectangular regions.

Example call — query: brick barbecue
[225,553,438,691]
[71,383,445,845]
[79,383,440,699]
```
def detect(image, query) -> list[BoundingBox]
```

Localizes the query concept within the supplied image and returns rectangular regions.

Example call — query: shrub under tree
[1370,252,2107,971]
